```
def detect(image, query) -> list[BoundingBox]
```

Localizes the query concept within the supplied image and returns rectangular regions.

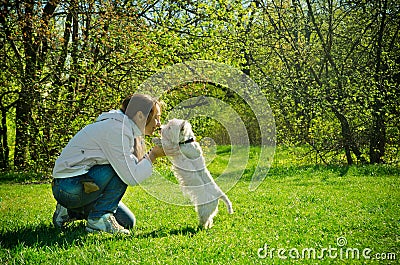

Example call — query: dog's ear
[180,120,186,131]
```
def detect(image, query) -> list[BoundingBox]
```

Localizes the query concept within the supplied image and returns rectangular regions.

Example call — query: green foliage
[0,0,399,173]
[159,82,260,145]
[0,171,48,184]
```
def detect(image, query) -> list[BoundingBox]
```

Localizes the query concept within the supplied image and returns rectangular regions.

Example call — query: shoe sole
[85,226,130,235]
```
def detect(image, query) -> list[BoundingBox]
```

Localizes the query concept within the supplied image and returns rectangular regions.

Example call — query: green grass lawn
[0,147,399,264]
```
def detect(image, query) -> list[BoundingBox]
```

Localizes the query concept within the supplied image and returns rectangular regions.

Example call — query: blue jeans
[52,164,136,228]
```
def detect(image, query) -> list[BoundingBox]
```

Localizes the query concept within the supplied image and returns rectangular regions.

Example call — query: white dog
[153,119,233,229]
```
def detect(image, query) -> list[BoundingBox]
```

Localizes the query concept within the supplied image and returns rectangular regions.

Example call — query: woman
[52,94,165,234]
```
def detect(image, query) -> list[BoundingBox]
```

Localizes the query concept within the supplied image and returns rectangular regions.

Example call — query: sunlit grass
[1,146,399,264]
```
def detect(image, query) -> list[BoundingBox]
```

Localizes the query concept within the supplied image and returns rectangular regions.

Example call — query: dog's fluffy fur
[153,119,233,228]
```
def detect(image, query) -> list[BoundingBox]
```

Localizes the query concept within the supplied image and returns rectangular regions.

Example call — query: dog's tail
[220,195,234,214]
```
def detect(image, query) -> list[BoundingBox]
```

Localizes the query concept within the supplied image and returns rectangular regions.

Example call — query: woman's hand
[147,145,165,163]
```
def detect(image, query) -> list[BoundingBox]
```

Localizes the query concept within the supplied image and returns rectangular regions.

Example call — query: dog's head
[161,118,195,146]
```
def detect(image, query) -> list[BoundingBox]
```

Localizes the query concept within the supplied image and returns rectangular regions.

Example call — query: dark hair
[120,94,160,125]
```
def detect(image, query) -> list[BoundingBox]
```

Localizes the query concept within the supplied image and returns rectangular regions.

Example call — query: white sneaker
[86,213,130,235]
[52,203,76,228]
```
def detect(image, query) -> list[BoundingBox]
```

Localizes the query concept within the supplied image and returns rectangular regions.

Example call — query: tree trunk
[14,91,34,169]
[369,109,386,163]
[369,0,388,164]
[331,107,367,164]
[332,108,354,165]
[0,108,9,170]
[13,0,60,169]
[14,0,36,169]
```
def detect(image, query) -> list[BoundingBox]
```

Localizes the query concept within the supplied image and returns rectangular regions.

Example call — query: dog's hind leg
[196,200,218,229]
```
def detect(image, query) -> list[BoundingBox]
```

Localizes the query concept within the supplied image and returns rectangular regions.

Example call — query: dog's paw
[152,137,162,147]
[203,220,213,229]
[199,219,214,229]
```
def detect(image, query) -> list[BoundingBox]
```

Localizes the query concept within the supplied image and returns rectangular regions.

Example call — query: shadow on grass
[0,222,90,249]
[136,226,200,239]
[0,223,201,250]
[261,164,400,179]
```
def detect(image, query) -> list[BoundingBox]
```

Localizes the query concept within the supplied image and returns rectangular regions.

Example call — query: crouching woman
[51,94,165,235]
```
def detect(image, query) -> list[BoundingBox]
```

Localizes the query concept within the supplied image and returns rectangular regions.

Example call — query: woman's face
[145,104,161,135]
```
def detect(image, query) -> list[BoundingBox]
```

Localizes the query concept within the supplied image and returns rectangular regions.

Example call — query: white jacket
[52,110,152,186]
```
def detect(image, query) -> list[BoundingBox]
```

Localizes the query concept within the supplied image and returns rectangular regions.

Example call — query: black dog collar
[179,138,195,145]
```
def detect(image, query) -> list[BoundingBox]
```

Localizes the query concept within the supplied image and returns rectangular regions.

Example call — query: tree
[248,0,399,164]
[0,0,168,171]
[0,0,399,172]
